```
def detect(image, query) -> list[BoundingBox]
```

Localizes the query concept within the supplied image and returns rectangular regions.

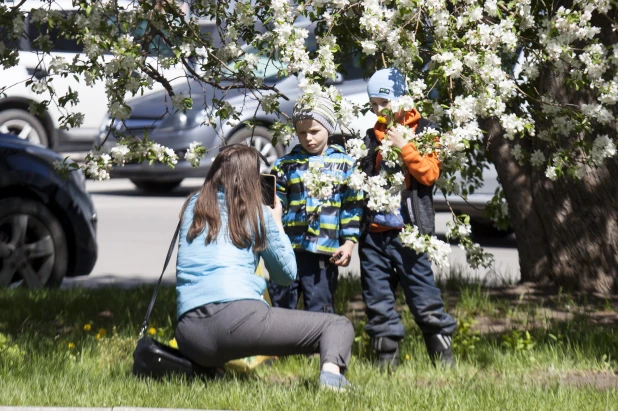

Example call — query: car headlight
[156,108,207,132]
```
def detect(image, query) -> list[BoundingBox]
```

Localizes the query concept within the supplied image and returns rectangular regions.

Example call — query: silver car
[97,47,375,191]
[98,38,503,234]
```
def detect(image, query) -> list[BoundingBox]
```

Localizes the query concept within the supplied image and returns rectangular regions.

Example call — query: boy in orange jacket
[357,68,456,370]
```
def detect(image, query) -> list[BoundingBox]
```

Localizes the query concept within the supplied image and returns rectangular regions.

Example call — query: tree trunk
[483,4,618,294]
[485,118,618,295]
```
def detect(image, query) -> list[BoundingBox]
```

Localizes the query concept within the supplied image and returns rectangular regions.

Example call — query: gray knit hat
[292,96,337,135]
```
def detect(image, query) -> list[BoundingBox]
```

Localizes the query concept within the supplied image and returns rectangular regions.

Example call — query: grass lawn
[1,277,617,410]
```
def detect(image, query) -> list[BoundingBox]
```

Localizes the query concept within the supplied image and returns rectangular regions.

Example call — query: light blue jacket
[176,191,297,319]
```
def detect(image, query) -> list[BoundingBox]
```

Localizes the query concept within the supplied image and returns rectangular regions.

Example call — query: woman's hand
[269,196,285,233]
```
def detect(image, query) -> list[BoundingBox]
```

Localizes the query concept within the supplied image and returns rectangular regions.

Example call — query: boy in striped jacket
[267,96,364,314]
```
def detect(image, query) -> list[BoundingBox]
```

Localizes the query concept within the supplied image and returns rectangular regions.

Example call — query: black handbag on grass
[132,222,218,380]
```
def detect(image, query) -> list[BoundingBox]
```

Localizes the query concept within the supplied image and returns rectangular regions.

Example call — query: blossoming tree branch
[1,0,616,292]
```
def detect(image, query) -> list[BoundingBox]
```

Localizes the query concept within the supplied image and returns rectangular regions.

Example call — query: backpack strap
[138,221,181,337]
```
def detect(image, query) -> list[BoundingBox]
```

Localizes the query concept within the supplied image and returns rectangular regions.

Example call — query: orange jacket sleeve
[401,143,440,186]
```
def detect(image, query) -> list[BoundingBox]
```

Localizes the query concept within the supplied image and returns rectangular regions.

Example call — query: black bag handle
[138,221,181,337]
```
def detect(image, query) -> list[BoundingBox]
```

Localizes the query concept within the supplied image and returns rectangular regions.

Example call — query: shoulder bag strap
[138,221,181,337]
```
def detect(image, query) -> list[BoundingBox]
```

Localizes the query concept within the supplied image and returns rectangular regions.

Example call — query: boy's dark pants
[268,251,338,313]
[359,230,456,345]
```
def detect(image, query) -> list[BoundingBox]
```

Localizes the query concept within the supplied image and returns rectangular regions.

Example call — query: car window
[115,18,175,58]
[26,13,83,53]
[0,24,24,50]
[233,31,318,82]
[199,21,222,48]
[25,12,174,57]
[238,31,371,82]
[338,53,373,81]
[239,45,284,82]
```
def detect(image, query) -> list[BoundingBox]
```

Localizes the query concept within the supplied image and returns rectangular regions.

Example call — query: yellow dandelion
[169,338,179,349]
[68,342,75,349]
[405,355,410,360]
[377,116,387,124]
[83,324,91,332]
[148,327,157,336]
[95,328,107,340]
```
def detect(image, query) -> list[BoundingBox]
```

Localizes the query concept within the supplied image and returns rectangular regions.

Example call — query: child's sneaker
[319,371,353,392]
[424,333,456,369]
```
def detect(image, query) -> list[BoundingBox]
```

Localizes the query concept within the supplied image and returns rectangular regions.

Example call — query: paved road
[63,178,520,288]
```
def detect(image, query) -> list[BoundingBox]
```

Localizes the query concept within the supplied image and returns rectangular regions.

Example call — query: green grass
[1,278,617,410]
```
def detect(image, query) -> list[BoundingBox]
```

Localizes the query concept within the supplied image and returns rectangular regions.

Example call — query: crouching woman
[174,144,354,391]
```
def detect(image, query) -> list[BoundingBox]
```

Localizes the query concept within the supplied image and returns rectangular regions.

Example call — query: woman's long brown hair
[182,144,267,251]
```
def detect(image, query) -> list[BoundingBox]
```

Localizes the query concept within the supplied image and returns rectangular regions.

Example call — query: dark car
[0,133,98,288]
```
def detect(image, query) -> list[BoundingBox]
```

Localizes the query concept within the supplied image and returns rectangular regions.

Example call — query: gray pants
[175,299,354,371]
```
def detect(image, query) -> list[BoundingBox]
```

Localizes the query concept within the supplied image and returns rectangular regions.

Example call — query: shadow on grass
[335,277,618,369]
[0,286,177,346]
[2,277,618,378]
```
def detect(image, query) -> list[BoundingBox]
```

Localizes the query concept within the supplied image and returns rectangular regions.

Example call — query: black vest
[358,118,437,236]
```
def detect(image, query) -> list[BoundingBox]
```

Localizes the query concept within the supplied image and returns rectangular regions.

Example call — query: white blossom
[348,169,367,191]
[172,94,191,111]
[346,138,368,160]
[261,94,279,114]
[500,114,527,140]
[31,80,48,94]
[391,96,416,112]
[590,134,617,165]
[8,0,617,273]
[530,150,546,168]
[545,166,559,181]
[183,142,207,168]
[581,104,614,124]
[512,144,526,165]
[361,40,377,55]
[302,162,339,200]
[109,102,131,120]
[110,144,131,165]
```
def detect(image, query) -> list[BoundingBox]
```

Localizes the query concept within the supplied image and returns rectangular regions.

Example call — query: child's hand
[331,240,355,267]
[386,127,407,149]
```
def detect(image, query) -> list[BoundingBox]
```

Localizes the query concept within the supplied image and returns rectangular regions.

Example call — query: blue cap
[367,68,408,100]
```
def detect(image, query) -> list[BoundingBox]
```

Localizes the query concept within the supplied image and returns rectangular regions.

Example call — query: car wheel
[470,218,513,238]
[228,126,284,173]
[0,109,49,147]
[130,178,184,192]
[0,198,68,288]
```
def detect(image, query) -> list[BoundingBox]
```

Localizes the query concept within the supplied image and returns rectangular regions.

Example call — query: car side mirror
[325,72,344,85]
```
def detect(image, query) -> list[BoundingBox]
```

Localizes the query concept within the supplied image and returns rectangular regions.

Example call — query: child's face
[370,97,404,123]
[296,119,329,155]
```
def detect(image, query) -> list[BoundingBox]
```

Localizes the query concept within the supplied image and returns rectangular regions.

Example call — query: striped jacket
[271,144,364,255]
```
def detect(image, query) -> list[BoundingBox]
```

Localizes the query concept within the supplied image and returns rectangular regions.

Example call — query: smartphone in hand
[260,174,276,207]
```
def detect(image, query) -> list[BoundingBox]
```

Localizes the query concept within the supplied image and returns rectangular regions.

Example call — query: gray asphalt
[62,178,520,288]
